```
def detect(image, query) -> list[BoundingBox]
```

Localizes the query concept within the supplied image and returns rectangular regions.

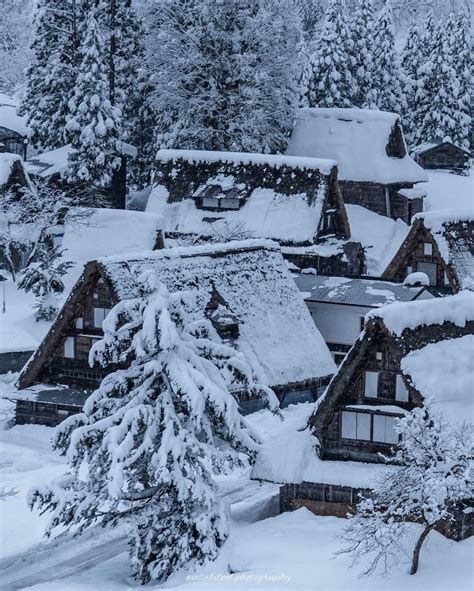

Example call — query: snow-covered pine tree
[29,271,278,583]
[294,0,324,43]
[305,0,356,108]
[445,10,471,149]
[349,0,376,108]
[371,0,405,114]
[20,0,85,151]
[96,0,156,186]
[18,245,74,320]
[65,11,122,188]
[400,23,425,145]
[338,407,473,576]
[411,20,460,147]
[148,0,302,153]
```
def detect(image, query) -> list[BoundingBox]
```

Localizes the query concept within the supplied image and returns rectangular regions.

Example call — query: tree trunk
[410,524,433,575]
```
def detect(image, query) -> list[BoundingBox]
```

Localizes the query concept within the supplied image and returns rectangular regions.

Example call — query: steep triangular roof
[19,240,336,390]
[146,149,350,246]
[286,108,427,184]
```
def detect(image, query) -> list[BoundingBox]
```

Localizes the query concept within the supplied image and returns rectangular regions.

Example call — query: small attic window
[194,175,248,211]
[423,242,433,256]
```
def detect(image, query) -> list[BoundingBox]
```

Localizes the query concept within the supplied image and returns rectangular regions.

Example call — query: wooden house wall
[37,277,116,389]
[383,225,453,289]
[0,127,26,159]
[417,144,470,171]
[282,250,363,277]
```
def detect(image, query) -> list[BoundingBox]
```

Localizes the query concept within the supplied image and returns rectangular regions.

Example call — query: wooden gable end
[309,320,419,463]
[315,166,351,242]
[382,220,455,290]
[385,120,407,158]
[17,261,118,390]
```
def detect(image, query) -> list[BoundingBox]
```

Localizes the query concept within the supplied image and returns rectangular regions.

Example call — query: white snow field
[0,399,472,591]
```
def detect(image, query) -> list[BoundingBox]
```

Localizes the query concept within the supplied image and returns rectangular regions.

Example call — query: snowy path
[0,475,279,591]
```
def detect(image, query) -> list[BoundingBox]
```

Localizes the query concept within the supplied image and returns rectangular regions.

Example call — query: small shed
[16,240,336,424]
[412,138,470,173]
[146,149,365,275]
[0,93,28,159]
[294,274,434,364]
[285,108,428,224]
[382,210,474,293]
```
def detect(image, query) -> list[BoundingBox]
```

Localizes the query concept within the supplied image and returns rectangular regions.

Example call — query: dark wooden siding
[416,143,470,171]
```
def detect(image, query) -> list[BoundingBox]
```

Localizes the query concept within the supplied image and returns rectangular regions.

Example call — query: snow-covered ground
[0,399,472,591]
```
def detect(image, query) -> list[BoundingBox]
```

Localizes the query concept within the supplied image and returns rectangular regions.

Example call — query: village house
[412,138,471,173]
[382,210,474,293]
[145,149,365,276]
[25,142,137,209]
[15,240,336,425]
[294,274,434,364]
[285,108,428,224]
[0,94,28,159]
[271,292,474,541]
[0,208,164,375]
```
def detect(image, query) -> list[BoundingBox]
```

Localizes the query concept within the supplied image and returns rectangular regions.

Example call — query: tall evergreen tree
[349,0,376,108]
[30,272,277,583]
[306,0,356,108]
[65,12,121,188]
[371,0,405,114]
[400,23,425,145]
[412,21,460,146]
[446,10,471,149]
[148,0,302,153]
[20,0,85,151]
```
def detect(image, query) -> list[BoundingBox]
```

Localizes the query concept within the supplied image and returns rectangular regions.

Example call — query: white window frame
[423,242,433,256]
[395,374,409,402]
[64,336,75,358]
[364,371,379,398]
[75,317,84,329]
[376,351,383,361]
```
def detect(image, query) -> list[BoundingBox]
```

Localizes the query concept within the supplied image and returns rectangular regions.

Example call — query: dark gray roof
[19,388,92,407]
[294,274,430,307]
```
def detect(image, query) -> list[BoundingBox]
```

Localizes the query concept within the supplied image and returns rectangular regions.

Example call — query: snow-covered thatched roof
[412,137,471,156]
[366,290,474,336]
[285,107,427,184]
[0,152,21,187]
[98,240,336,387]
[401,334,473,424]
[147,148,350,246]
[0,93,28,136]
[415,210,474,290]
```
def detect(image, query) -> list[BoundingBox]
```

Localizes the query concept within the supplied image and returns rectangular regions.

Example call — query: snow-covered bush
[338,407,473,576]
[18,245,73,320]
[29,270,278,583]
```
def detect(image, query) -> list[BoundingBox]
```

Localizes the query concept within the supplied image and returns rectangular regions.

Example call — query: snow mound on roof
[414,208,474,230]
[250,403,393,487]
[60,208,163,291]
[146,183,329,245]
[156,148,336,174]
[421,170,473,212]
[367,290,474,336]
[285,107,427,184]
[346,204,410,275]
[0,93,28,135]
[401,335,474,424]
[0,152,21,186]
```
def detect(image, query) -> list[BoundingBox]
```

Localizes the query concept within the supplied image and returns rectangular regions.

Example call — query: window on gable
[423,242,433,256]
[364,371,379,398]
[376,351,383,361]
[64,337,74,358]
[373,414,399,444]
[395,374,409,402]
[93,307,111,328]
[341,411,371,441]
